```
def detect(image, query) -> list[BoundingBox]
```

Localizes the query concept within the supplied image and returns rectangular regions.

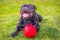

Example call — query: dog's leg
[11,26,21,37]
[34,22,39,32]
[11,18,24,37]
[36,14,42,22]
[38,14,42,22]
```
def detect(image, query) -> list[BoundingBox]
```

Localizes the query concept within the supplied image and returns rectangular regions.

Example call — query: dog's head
[20,4,36,19]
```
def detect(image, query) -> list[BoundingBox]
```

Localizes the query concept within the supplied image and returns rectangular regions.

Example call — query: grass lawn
[0,0,60,40]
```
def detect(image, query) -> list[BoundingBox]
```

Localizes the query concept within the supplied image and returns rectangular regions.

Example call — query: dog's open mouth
[21,10,33,19]
[21,11,30,18]
[22,13,29,18]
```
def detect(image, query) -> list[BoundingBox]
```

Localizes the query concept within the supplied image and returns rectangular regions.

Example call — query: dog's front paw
[11,32,18,37]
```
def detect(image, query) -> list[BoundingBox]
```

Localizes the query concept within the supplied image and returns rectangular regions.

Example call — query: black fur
[11,4,42,37]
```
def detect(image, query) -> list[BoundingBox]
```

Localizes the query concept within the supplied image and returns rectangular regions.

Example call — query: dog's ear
[21,4,27,7]
[20,4,26,9]
[32,5,37,10]
[21,4,37,10]
[20,4,26,12]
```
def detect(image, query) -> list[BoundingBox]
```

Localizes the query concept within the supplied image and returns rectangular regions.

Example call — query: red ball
[23,24,37,38]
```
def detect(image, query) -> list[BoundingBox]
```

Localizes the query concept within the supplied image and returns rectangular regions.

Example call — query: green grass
[0,0,60,40]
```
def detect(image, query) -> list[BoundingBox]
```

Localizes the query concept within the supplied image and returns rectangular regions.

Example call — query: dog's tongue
[22,13,29,18]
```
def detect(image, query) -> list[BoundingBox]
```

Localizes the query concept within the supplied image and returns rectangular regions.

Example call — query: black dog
[11,4,42,37]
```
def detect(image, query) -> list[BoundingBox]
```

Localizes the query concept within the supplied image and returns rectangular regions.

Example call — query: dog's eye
[28,6,33,10]
[23,5,27,7]
[27,5,30,8]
